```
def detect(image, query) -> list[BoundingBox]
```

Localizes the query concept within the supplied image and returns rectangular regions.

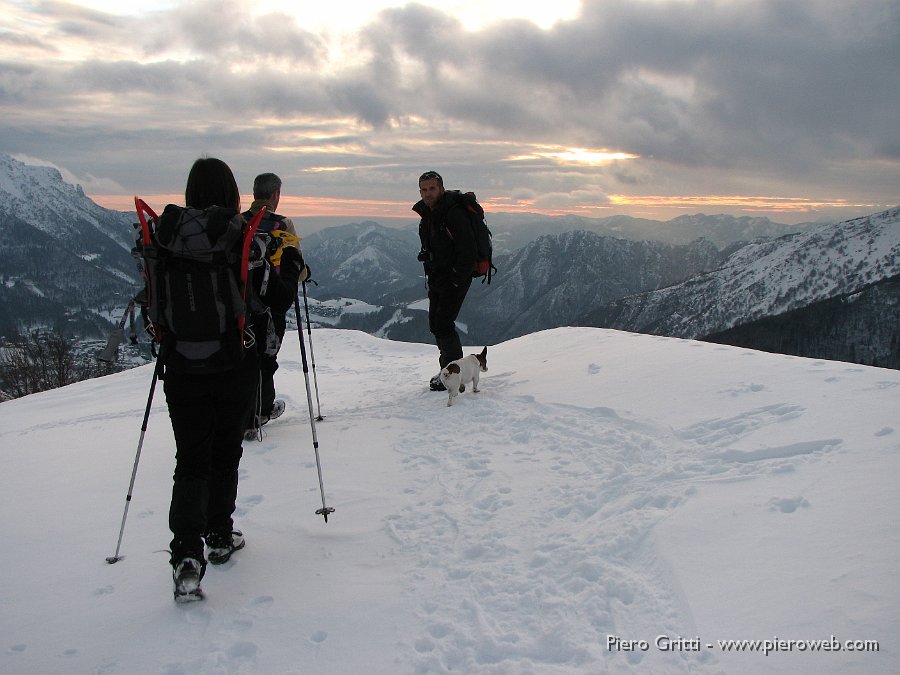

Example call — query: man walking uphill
[242,173,308,437]
[413,170,477,391]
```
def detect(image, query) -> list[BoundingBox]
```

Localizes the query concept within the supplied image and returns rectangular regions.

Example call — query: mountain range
[0,154,136,338]
[296,224,739,347]
[299,209,899,369]
[1,152,896,374]
[580,208,900,367]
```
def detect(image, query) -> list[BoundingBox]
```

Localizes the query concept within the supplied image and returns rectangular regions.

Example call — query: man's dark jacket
[413,190,477,288]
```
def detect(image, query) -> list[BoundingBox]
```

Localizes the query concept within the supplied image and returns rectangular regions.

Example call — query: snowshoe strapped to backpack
[133,198,267,374]
[241,210,301,267]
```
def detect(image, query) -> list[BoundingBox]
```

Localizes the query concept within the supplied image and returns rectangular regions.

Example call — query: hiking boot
[258,399,286,427]
[205,530,245,565]
[429,374,446,391]
[265,399,286,422]
[173,557,206,602]
[243,400,286,441]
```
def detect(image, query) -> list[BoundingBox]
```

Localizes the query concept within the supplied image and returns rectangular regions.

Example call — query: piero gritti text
[607,634,880,656]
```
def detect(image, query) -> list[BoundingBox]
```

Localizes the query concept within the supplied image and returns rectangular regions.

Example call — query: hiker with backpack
[413,170,478,391]
[241,172,309,439]
[154,158,307,600]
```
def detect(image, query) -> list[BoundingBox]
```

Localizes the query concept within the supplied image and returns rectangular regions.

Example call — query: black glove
[418,252,432,276]
[280,245,304,268]
[278,246,307,284]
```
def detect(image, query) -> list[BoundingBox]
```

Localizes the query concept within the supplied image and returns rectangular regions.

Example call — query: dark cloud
[33,0,123,31]
[395,0,900,174]
[153,0,324,63]
[0,31,59,54]
[1,0,897,223]
[326,78,393,128]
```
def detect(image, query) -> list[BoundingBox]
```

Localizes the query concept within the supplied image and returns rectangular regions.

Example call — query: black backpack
[134,198,268,373]
[448,190,497,284]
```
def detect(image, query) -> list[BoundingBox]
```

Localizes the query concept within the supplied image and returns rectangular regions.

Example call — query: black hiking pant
[164,354,257,564]
[428,277,472,368]
[244,310,287,429]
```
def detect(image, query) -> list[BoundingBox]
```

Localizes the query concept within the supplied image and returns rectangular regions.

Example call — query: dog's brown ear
[480,346,487,357]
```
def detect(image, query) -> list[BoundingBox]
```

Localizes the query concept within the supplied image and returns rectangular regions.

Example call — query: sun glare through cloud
[510,146,641,166]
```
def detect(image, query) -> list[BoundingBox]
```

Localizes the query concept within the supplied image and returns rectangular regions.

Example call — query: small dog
[439,347,488,407]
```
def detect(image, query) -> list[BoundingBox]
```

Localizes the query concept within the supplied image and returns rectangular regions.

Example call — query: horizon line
[87,193,885,226]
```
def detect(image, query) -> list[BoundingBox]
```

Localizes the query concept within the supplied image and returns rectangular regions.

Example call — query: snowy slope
[590,207,900,338]
[0,154,132,246]
[0,154,139,336]
[1,328,897,674]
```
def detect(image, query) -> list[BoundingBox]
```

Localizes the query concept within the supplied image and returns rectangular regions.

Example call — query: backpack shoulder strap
[238,208,267,339]
[244,209,285,233]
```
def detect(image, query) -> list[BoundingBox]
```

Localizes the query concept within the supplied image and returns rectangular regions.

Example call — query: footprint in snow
[769,496,810,513]
[227,642,258,658]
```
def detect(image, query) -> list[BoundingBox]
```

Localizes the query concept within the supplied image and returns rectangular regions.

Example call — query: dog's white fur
[439,347,488,407]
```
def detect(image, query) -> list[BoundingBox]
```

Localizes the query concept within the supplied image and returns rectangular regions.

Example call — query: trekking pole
[97,299,136,363]
[301,279,324,421]
[294,295,335,523]
[106,357,163,563]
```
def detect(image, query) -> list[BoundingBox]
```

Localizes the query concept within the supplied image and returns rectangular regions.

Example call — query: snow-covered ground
[1,327,897,674]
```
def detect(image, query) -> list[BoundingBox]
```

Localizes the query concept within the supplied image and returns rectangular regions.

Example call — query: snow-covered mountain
[0,154,137,337]
[0,152,808,346]
[0,154,133,247]
[485,210,815,251]
[300,222,423,303]
[583,208,900,344]
[2,328,898,674]
[300,209,900,366]
[2,152,893,374]
[302,227,735,345]
[299,212,806,309]
[704,274,900,369]
[457,231,730,344]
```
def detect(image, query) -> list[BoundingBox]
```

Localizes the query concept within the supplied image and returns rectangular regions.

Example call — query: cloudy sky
[2,0,898,226]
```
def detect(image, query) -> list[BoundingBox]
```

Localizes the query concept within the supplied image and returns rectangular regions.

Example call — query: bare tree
[0,331,102,401]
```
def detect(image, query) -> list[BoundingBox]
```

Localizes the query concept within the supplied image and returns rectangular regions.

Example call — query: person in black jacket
[241,172,308,438]
[165,158,305,599]
[412,170,477,391]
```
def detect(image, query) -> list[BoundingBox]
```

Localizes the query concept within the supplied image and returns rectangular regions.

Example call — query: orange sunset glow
[89,193,879,223]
